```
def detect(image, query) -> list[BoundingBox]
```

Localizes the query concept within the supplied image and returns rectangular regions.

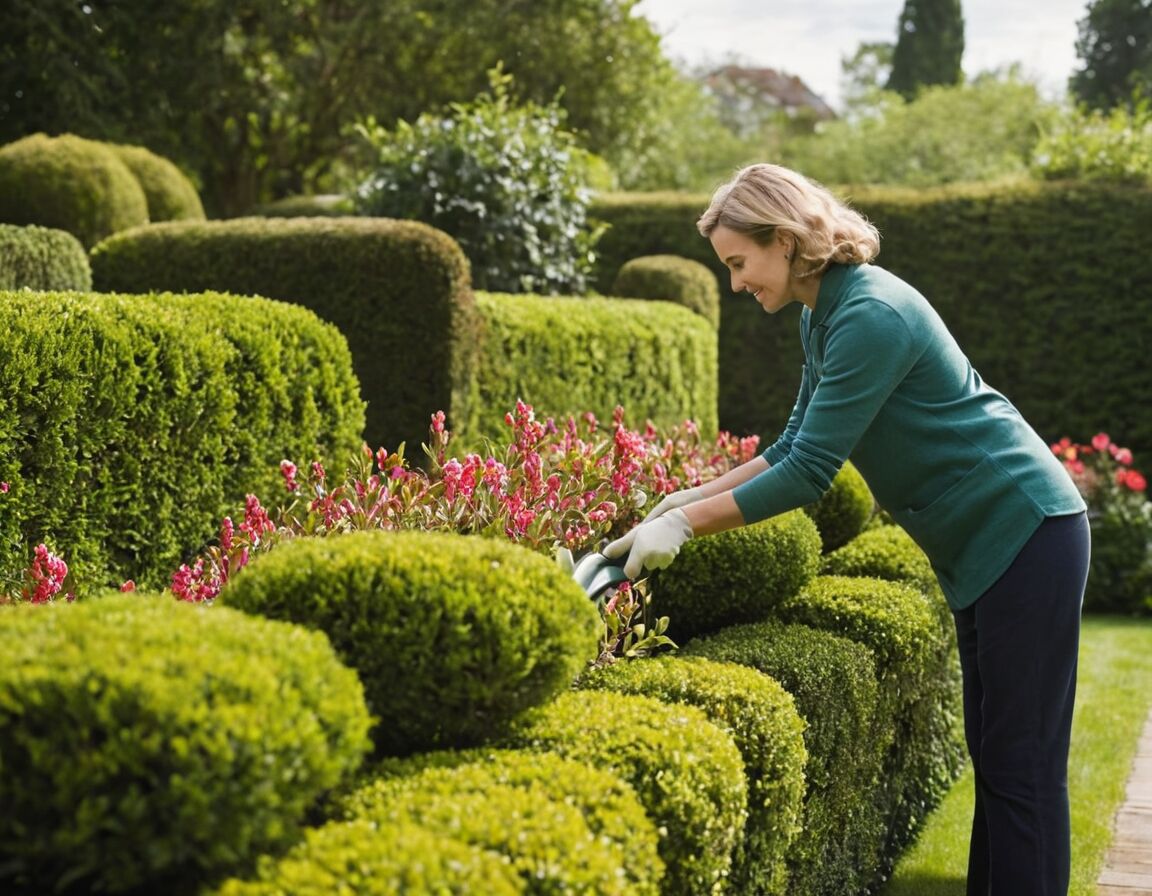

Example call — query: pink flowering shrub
[168,402,759,662]
[1052,432,1152,613]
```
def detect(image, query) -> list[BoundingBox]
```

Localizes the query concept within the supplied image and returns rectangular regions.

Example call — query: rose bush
[1052,432,1152,614]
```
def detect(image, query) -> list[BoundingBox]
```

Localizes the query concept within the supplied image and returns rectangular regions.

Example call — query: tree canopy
[885,0,965,100]
[1069,0,1152,110]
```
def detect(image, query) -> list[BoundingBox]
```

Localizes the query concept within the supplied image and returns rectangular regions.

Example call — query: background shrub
[0,289,363,591]
[803,461,875,552]
[220,530,601,756]
[649,509,822,642]
[339,749,662,895]
[213,820,522,896]
[0,593,372,895]
[90,215,477,454]
[355,71,601,294]
[470,291,718,444]
[611,254,721,328]
[0,223,91,291]
[502,689,747,896]
[682,620,885,896]
[577,655,807,896]
[108,142,206,221]
[1032,98,1152,185]
[0,133,148,247]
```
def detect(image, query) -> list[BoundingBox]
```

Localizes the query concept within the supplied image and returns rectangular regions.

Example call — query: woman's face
[709,224,805,314]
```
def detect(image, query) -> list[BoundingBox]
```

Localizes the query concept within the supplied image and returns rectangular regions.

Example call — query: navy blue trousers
[952,512,1090,896]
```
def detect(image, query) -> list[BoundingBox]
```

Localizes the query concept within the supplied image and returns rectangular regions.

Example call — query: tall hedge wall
[592,182,1152,457]
[471,291,718,443]
[0,290,364,591]
[90,217,479,456]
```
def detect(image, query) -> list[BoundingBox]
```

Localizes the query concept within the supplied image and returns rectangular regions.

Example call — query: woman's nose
[730,272,744,294]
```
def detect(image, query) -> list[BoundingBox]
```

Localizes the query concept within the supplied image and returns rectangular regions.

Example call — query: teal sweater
[732,263,1084,610]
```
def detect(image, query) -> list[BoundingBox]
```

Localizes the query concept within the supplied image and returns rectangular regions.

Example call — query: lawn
[880,614,1152,896]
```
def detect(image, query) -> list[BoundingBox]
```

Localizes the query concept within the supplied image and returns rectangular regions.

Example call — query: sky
[631,0,1093,111]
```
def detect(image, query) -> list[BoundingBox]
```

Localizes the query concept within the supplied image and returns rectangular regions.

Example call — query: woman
[605,163,1089,896]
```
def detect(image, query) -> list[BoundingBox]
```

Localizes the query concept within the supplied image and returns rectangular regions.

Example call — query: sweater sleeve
[734,299,919,523]
[763,363,814,466]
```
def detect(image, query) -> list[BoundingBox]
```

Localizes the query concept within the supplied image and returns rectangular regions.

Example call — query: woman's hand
[643,486,704,523]
[603,509,694,579]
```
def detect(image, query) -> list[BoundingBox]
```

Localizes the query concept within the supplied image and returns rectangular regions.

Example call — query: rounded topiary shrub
[611,254,721,328]
[108,142,206,222]
[822,524,938,595]
[0,593,372,895]
[577,655,806,896]
[650,508,822,642]
[803,461,874,552]
[338,749,662,895]
[212,819,522,896]
[0,133,148,247]
[502,689,747,896]
[220,530,601,756]
[0,223,91,290]
[682,619,886,896]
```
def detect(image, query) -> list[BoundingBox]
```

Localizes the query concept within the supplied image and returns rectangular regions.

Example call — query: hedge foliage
[803,460,875,552]
[611,253,721,328]
[502,689,747,896]
[823,523,939,595]
[220,530,601,756]
[0,594,372,895]
[90,216,479,455]
[213,820,523,896]
[682,620,885,896]
[339,749,662,895]
[577,655,807,896]
[648,508,822,642]
[0,223,91,291]
[0,133,149,248]
[0,290,363,591]
[776,574,964,865]
[471,291,718,444]
[591,182,1152,458]
[108,142,205,222]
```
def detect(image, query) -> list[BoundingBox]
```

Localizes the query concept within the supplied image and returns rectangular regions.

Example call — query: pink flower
[119,580,136,592]
[23,544,69,604]
[1092,432,1111,452]
[0,482,8,493]
[1121,469,1147,492]
[431,410,446,434]
[220,516,234,552]
[280,459,300,492]
[1115,447,1133,466]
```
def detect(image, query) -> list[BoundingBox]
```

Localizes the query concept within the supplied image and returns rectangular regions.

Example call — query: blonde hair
[697,163,880,277]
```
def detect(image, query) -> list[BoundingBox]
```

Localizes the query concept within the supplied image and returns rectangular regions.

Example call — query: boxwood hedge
[0,223,91,291]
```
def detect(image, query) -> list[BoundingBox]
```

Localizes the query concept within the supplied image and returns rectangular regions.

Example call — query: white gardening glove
[643,486,704,523]
[603,509,694,579]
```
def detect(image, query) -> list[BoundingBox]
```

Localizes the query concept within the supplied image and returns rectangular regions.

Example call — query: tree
[1069,0,1152,111]
[841,41,894,115]
[885,0,965,100]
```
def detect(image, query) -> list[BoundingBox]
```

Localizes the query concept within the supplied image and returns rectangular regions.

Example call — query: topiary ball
[803,460,875,552]
[649,508,822,642]
[612,254,721,328]
[502,689,747,896]
[0,133,148,247]
[577,655,807,896]
[212,820,522,896]
[108,143,206,222]
[0,593,372,895]
[339,749,663,895]
[822,524,938,595]
[220,530,601,756]
[0,223,92,290]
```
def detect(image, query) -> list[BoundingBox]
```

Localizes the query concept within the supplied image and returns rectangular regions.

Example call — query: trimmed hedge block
[502,689,747,896]
[90,216,479,454]
[822,524,938,595]
[0,290,364,591]
[649,509,822,641]
[471,291,719,444]
[220,530,601,756]
[577,655,806,896]
[0,133,149,248]
[0,593,372,895]
[339,749,662,895]
[0,223,91,291]
[108,143,205,222]
[612,254,721,328]
[682,620,886,896]
[213,820,522,896]
[804,461,874,552]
